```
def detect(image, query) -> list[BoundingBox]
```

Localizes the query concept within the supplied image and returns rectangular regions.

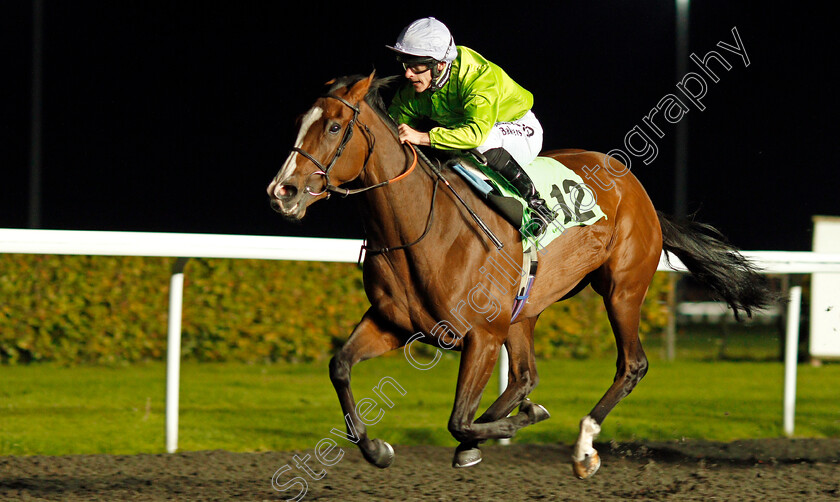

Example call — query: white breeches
[474,110,544,167]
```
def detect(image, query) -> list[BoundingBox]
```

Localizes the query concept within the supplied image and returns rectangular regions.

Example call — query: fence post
[783,285,802,437]
[498,345,510,445]
[166,257,190,453]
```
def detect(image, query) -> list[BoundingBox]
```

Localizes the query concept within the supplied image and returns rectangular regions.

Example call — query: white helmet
[386,17,457,63]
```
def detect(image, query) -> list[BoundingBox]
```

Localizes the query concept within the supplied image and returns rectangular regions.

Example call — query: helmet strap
[429,61,452,92]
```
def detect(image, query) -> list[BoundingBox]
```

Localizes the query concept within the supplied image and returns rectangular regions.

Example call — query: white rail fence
[3,228,840,451]
[1,229,362,453]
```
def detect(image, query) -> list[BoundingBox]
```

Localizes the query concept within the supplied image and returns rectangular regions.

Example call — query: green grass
[643,323,788,362]
[2,350,838,456]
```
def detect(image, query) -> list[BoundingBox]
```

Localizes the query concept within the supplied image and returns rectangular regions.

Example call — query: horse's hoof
[452,444,482,468]
[363,439,394,469]
[572,451,601,479]
[520,399,550,424]
[529,403,551,424]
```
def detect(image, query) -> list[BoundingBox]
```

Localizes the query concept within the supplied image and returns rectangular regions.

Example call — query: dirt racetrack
[2,439,839,501]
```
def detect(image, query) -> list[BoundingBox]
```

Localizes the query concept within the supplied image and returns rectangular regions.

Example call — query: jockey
[387,17,556,235]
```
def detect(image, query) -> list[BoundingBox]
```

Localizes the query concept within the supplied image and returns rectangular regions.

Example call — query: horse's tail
[657,211,779,319]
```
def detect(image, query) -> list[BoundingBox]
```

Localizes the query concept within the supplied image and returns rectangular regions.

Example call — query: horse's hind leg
[453,318,550,467]
[572,263,653,479]
[329,309,405,468]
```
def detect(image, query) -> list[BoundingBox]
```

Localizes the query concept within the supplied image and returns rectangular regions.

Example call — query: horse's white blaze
[273,106,323,191]
[572,415,601,462]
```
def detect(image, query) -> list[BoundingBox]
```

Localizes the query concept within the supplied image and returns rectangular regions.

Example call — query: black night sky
[2,1,837,251]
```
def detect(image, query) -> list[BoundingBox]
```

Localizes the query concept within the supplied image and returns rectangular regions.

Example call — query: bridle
[287,90,499,256]
[290,93,416,198]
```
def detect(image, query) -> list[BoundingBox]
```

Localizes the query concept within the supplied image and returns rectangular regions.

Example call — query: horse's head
[267,73,377,220]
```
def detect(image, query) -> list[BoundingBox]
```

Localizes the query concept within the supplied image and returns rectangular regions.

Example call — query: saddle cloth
[450,156,607,251]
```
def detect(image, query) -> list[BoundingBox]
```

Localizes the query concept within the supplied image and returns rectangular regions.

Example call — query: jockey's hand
[397,124,431,146]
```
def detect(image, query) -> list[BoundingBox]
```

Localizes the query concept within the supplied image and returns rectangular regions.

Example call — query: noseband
[290,93,415,197]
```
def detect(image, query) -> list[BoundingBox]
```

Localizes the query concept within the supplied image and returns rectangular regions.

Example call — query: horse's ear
[325,78,337,86]
[346,71,377,103]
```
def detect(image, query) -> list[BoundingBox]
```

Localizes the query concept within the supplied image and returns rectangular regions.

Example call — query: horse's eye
[329,123,341,134]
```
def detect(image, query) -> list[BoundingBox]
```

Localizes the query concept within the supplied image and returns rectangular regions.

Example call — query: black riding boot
[480,148,557,236]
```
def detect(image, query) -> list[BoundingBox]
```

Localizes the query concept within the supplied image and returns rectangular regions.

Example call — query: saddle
[445,152,607,322]
[448,153,607,251]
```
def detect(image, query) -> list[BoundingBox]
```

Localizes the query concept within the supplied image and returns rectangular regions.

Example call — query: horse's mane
[326,74,449,169]
[327,75,401,134]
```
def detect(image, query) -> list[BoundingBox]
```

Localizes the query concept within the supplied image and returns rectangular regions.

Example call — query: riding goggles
[402,62,431,74]
[398,55,436,74]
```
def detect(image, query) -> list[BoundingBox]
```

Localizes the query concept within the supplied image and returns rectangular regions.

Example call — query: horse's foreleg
[329,310,405,468]
[453,319,550,467]
[446,329,500,467]
[475,318,544,422]
[448,327,550,467]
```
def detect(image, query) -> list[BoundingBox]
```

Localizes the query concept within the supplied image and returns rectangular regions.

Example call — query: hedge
[0,254,669,365]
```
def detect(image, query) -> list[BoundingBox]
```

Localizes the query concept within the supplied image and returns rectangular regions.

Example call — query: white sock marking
[572,415,601,462]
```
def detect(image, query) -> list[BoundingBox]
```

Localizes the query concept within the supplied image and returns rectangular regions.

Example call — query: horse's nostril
[276,184,297,200]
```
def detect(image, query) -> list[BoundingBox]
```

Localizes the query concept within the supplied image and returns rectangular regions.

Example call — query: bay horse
[266,73,774,478]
